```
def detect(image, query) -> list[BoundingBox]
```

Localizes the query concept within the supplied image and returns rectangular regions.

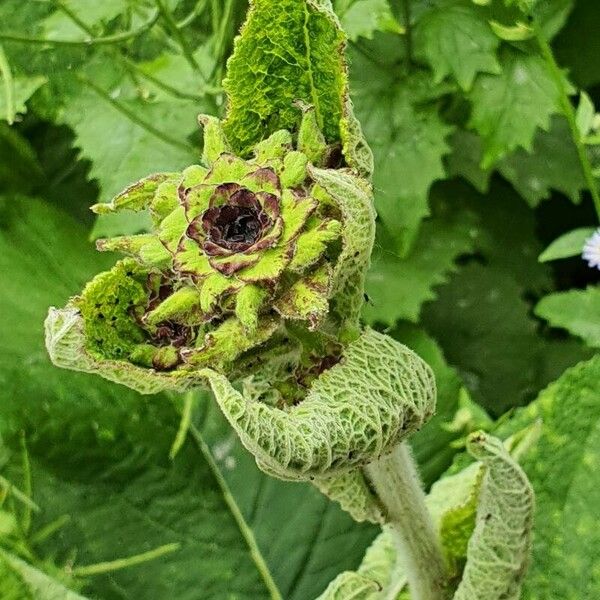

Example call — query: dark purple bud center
[151,321,192,348]
[212,205,262,248]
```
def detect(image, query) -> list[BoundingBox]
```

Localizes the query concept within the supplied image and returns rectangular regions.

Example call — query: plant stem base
[364,442,449,600]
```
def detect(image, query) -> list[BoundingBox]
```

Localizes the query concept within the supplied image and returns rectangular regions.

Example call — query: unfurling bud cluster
[46,108,377,402]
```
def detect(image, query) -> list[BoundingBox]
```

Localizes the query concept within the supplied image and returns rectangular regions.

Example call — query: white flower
[583,228,600,270]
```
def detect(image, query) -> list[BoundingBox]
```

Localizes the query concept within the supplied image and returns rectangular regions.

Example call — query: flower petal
[235,284,268,331]
[274,264,332,329]
[180,164,209,188]
[204,153,256,184]
[236,245,291,283]
[174,238,213,278]
[288,218,342,272]
[150,180,179,226]
[199,271,243,313]
[228,188,262,210]
[182,316,279,369]
[281,151,309,188]
[240,167,281,194]
[280,189,318,244]
[252,129,293,161]
[244,217,283,253]
[96,234,171,269]
[199,114,231,165]
[92,172,177,215]
[298,104,327,165]
[157,206,188,254]
[208,253,261,276]
[145,286,204,326]
[256,191,281,221]
[184,185,216,221]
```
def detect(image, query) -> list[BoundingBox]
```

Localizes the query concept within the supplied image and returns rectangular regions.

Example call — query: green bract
[46,110,376,398]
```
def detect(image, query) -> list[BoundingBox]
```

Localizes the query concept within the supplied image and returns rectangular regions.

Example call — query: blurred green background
[0,0,599,598]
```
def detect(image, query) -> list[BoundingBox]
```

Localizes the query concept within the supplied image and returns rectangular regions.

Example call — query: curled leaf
[313,470,384,524]
[315,528,399,600]
[200,328,436,480]
[454,432,534,600]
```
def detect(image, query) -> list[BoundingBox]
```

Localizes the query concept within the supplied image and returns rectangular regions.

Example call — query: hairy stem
[534,23,600,221]
[364,443,449,600]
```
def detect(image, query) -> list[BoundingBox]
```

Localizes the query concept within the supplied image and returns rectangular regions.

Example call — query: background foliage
[0,0,598,598]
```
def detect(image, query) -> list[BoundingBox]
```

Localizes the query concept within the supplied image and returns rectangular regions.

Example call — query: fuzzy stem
[364,443,449,600]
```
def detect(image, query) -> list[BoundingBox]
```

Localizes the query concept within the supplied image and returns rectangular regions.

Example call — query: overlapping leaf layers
[45,0,440,485]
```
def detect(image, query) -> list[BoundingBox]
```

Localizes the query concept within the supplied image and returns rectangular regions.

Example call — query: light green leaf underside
[201,328,436,480]
[0,550,88,600]
[45,306,205,395]
[198,397,378,600]
[318,433,533,600]
[539,227,595,262]
[313,470,384,524]
[316,460,482,599]
[454,433,534,600]
[315,323,472,523]
[308,166,376,326]
[535,286,600,348]
[315,525,401,599]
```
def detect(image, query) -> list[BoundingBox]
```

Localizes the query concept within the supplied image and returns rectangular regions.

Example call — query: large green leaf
[363,196,477,326]
[0,196,376,599]
[422,182,593,415]
[495,356,600,599]
[334,0,402,41]
[468,49,562,168]
[198,400,378,600]
[350,42,453,254]
[535,286,600,348]
[413,0,500,91]
[498,116,585,206]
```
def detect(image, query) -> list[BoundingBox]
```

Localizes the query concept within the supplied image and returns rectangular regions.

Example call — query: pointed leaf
[414,0,501,91]
[535,286,600,348]
[0,549,88,600]
[539,227,595,262]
